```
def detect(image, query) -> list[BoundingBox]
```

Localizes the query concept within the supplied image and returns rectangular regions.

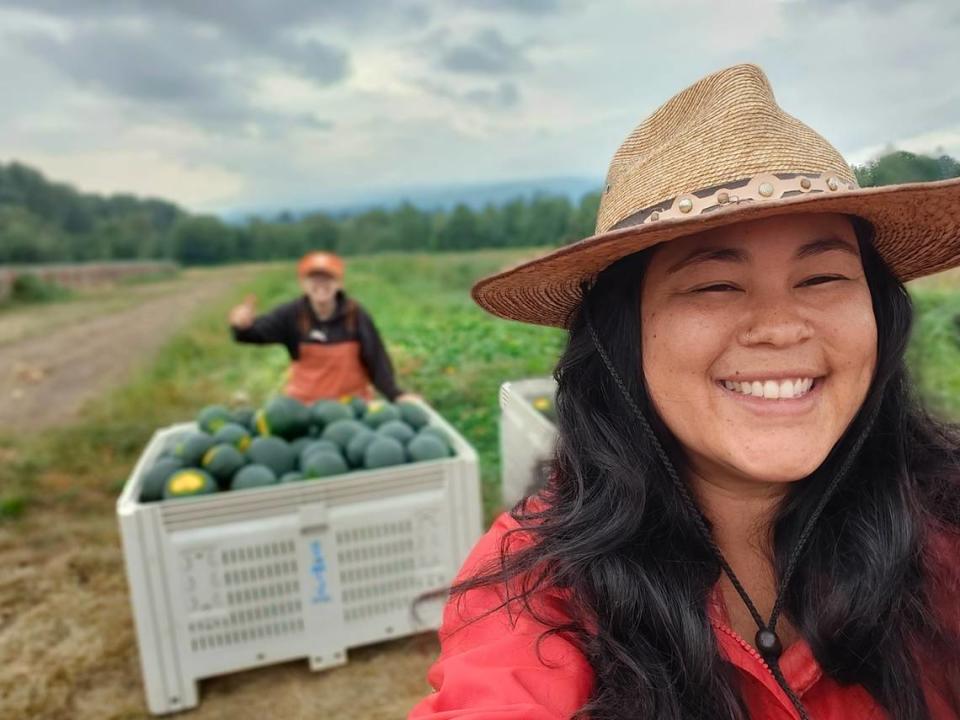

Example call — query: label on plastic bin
[309,539,332,604]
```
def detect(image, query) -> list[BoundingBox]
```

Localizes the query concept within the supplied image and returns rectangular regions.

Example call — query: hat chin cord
[581,291,879,720]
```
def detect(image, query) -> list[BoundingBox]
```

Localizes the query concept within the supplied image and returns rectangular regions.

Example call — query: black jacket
[231,292,403,401]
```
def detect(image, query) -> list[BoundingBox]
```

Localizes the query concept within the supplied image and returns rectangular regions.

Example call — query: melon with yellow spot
[197,405,234,434]
[256,395,311,439]
[172,432,216,466]
[532,395,556,423]
[341,395,368,419]
[163,468,218,500]
[213,423,252,452]
[362,400,401,428]
[201,444,246,487]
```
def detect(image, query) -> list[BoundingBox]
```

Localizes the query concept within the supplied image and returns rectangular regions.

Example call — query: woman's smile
[716,374,824,417]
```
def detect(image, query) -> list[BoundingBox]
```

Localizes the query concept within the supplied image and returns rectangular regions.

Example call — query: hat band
[610,172,859,231]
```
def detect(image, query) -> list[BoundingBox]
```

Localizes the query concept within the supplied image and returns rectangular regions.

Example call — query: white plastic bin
[499,378,559,508]
[116,401,482,715]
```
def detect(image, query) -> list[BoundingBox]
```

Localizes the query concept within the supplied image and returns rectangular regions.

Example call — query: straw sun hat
[472,63,960,328]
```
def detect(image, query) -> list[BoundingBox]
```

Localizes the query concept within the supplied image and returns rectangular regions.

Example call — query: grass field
[0,250,958,719]
[907,270,960,418]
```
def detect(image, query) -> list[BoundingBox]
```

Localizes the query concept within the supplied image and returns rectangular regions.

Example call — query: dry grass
[0,509,438,720]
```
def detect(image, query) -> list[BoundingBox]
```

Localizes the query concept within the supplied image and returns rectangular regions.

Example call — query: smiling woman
[411,64,960,720]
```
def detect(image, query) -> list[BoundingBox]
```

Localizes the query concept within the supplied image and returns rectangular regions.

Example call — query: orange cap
[297,252,344,280]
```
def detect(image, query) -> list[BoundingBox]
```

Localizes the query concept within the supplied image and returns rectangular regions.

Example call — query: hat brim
[299,264,342,280]
[302,267,340,279]
[472,178,960,328]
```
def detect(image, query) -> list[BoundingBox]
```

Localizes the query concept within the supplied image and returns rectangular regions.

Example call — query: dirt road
[0,271,249,431]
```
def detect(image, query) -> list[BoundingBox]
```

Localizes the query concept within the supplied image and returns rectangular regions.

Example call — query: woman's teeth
[721,378,815,400]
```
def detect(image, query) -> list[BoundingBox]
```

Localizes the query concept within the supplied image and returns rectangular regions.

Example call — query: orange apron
[284,341,373,403]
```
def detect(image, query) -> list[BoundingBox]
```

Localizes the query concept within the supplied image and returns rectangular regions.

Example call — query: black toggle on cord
[581,288,879,720]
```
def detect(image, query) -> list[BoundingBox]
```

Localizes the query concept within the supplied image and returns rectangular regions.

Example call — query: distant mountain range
[222,176,602,222]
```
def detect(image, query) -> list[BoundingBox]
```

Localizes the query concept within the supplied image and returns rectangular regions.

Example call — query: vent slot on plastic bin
[337,520,423,623]
[185,539,305,653]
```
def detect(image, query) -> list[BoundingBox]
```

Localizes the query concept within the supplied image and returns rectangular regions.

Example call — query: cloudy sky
[0,0,957,214]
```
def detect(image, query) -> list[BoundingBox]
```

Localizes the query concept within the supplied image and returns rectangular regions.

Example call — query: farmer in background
[229,251,412,404]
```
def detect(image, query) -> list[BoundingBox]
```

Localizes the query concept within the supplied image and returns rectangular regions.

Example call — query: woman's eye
[799,275,847,287]
[693,283,740,293]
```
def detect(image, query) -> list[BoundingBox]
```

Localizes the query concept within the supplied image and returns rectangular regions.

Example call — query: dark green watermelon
[231,464,278,490]
[397,401,430,430]
[346,429,377,467]
[377,420,416,445]
[140,457,184,502]
[302,450,349,479]
[247,436,296,476]
[364,436,406,469]
[408,434,450,462]
[321,419,367,449]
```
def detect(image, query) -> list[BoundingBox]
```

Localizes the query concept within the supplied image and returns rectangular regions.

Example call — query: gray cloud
[0,0,430,37]
[788,0,959,24]
[800,0,920,9]
[0,0,430,103]
[463,81,521,109]
[418,77,522,110]
[298,115,335,131]
[287,41,351,86]
[22,24,228,104]
[4,4,353,131]
[462,0,571,13]
[439,28,530,74]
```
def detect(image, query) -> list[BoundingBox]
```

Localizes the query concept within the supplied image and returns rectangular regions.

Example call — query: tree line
[2,150,958,265]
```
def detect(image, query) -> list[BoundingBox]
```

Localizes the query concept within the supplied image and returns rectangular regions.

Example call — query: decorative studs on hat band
[610,172,858,231]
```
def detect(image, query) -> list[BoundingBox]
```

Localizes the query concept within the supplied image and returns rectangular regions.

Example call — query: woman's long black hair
[452,220,960,719]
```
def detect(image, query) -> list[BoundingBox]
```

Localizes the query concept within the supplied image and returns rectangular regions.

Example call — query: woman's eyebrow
[666,247,747,275]
[665,236,858,275]
[795,236,860,259]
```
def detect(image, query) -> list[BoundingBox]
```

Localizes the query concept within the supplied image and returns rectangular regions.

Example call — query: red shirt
[410,511,959,720]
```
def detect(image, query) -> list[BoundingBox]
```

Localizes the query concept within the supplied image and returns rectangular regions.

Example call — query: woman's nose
[738,301,814,347]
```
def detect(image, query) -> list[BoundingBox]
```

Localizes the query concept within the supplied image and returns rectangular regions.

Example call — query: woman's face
[301,272,341,306]
[640,213,877,488]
